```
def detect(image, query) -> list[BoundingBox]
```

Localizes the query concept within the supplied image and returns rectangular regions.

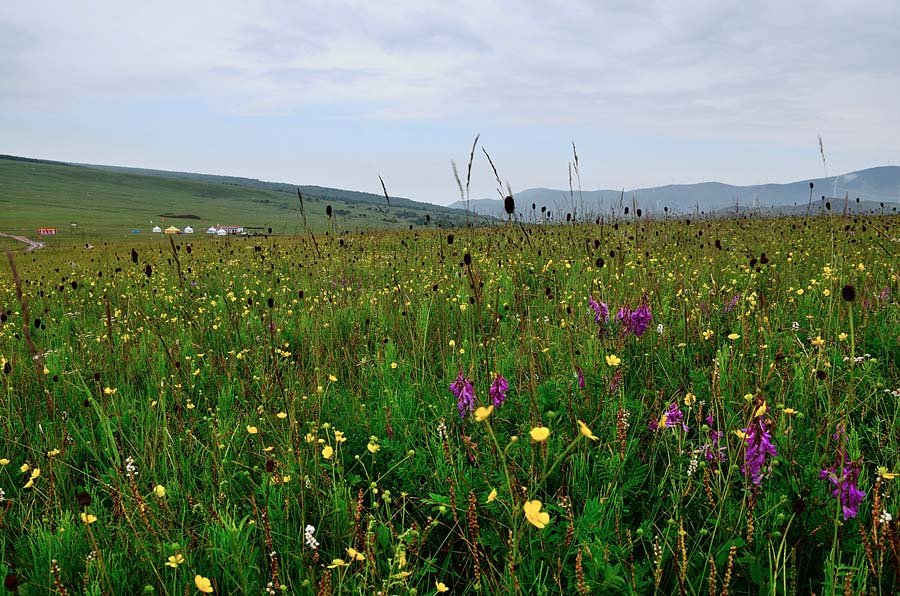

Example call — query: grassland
[0,156,472,244]
[0,213,898,594]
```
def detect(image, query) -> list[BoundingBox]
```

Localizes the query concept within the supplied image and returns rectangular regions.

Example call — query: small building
[37,227,57,235]
[152,226,162,233]
[164,226,180,235]
[183,226,194,234]
[216,228,227,236]
[206,226,218,234]
[131,229,141,234]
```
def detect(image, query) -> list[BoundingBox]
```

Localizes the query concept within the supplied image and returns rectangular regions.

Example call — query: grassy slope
[0,157,470,243]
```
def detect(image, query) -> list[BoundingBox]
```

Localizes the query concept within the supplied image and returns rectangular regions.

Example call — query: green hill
[0,155,473,243]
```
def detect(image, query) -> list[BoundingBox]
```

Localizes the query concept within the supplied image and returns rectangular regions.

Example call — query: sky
[2,0,899,206]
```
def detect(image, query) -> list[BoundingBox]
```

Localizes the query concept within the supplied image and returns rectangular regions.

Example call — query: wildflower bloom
[322,445,334,459]
[588,295,609,325]
[436,581,450,592]
[80,512,98,524]
[154,485,166,498]
[486,488,497,503]
[246,426,258,435]
[194,575,214,593]
[577,420,598,441]
[728,333,740,340]
[523,500,550,529]
[530,426,550,442]
[820,457,866,520]
[741,405,778,486]
[346,547,365,562]
[474,405,493,422]
[166,554,185,568]
[304,524,319,549]
[605,354,621,367]
[489,374,509,407]
[649,403,687,432]
[450,370,476,417]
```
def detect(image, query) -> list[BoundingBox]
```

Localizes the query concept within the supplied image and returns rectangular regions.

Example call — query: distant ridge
[452,166,900,217]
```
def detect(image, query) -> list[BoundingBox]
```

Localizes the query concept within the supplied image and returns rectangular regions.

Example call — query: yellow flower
[783,408,797,415]
[577,420,598,441]
[702,329,714,340]
[529,426,550,442]
[194,574,214,593]
[876,466,897,480]
[322,445,334,459]
[246,426,258,435]
[684,393,696,406]
[390,362,398,369]
[328,374,338,382]
[734,430,747,440]
[346,547,365,561]
[334,430,347,443]
[728,333,740,340]
[276,411,288,419]
[486,488,497,503]
[20,463,30,473]
[80,512,98,524]
[753,401,767,418]
[154,484,166,498]
[474,405,494,422]
[327,558,348,569]
[166,554,185,568]
[47,449,60,457]
[367,439,380,454]
[605,354,621,367]
[811,336,825,348]
[436,581,450,593]
[23,467,40,489]
[838,332,848,341]
[103,387,117,396]
[523,500,550,529]
[0,458,9,466]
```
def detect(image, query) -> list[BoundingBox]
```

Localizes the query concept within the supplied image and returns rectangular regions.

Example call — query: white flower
[880,510,893,524]
[304,524,319,549]
[656,324,664,334]
[791,321,800,331]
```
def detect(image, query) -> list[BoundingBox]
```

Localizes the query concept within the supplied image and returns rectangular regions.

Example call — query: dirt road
[0,232,45,252]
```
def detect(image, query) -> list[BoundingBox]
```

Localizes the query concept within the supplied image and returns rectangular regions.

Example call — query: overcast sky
[2,1,899,205]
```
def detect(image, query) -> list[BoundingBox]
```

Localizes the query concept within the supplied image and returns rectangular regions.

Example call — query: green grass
[0,156,471,243]
[0,214,898,594]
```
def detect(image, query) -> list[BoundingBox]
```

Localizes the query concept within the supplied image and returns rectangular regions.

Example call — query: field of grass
[0,214,898,594]
[0,156,471,244]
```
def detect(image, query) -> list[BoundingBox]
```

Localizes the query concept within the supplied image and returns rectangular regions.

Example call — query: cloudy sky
[2,1,899,204]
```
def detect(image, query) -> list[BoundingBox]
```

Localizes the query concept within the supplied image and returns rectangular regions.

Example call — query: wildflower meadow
[1,213,898,594]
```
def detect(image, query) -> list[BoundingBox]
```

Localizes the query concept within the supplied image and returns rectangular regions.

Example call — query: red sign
[37,227,57,235]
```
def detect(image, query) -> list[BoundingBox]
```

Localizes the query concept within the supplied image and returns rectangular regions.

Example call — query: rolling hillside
[0,155,474,242]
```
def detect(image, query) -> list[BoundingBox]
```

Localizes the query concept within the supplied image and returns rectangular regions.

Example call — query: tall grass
[0,212,898,594]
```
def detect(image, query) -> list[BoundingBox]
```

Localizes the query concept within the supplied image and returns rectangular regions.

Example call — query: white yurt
[152,226,162,233]
[216,228,227,236]
[183,226,194,234]
[207,226,217,234]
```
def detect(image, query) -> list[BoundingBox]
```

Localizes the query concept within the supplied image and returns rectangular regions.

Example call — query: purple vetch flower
[615,300,653,338]
[723,293,741,313]
[575,367,585,389]
[649,402,688,432]
[450,370,476,417]
[741,413,778,486]
[820,427,865,520]
[701,415,726,464]
[588,295,609,325]
[489,373,509,408]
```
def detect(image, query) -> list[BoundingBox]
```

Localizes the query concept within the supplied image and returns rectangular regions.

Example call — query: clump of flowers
[820,426,866,520]
[450,370,476,417]
[489,373,509,407]
[588,296,609,335]
[649,402,687,432]
[740,403,777,486]
[616,299,653,337]
[701,414,726,465]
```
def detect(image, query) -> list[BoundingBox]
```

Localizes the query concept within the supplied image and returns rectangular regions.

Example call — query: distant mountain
[452,166,900,218]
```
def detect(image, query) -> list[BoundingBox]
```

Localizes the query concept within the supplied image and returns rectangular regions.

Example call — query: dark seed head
[463,253,472,266]
[4,573,20,592]
[76,491,92,508]
[841,284,856,302]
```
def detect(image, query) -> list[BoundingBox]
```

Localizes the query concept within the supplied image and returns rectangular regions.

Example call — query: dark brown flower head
[76,491,92,508]
[841,284,856,302]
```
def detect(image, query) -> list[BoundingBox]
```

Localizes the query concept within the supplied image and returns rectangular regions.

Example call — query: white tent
[183,226,194,234]
[216,229,227,236]
[207,226,217,234]
[152,226,162,233]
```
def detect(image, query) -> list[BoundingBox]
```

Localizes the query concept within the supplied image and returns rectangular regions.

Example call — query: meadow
[0,213,898,595]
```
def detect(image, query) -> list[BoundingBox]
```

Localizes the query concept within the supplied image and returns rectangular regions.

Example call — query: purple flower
[608,370,623,394]
[741,416,778,486]
[450,370,476,417]
[649,402,688,432]
[820,428,865,520]
[723,293,741,313]
[588,296,609,325]
[701,415,726,464]
[489,373,509,408]
[575,367,585,389]
[615,301,653,338]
